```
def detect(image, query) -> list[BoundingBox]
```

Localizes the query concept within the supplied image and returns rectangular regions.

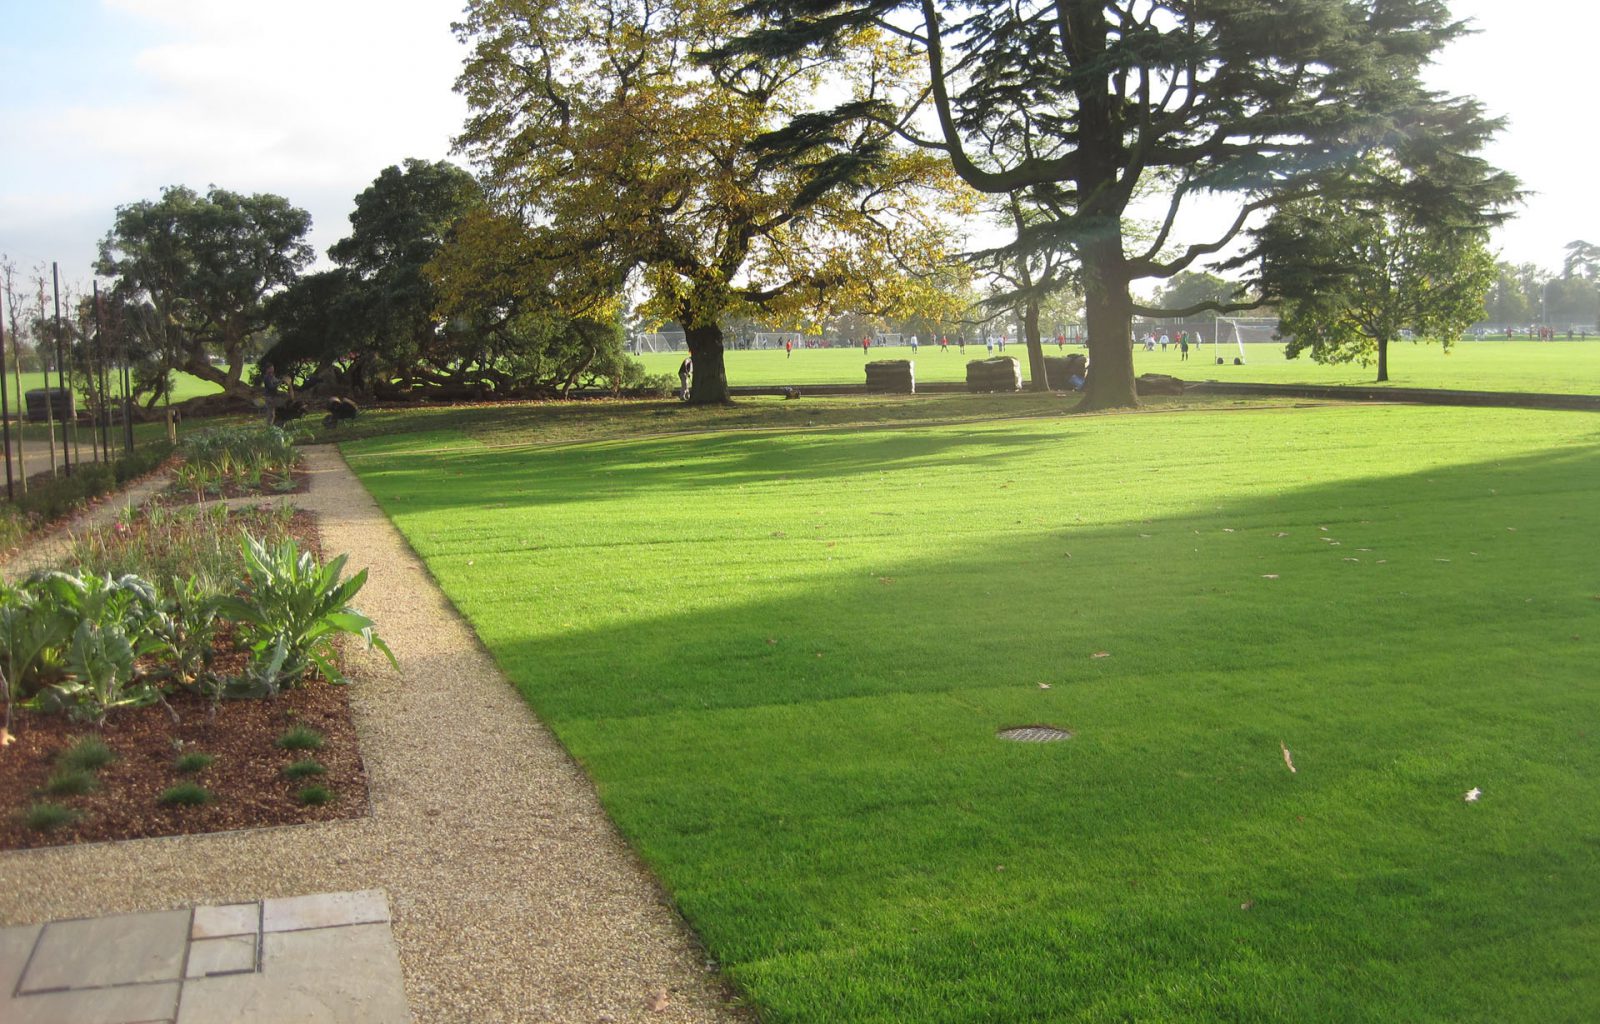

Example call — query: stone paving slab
[0,890,409,1024]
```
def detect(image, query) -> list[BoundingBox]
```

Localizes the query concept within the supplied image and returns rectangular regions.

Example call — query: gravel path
[0,445,753,1024]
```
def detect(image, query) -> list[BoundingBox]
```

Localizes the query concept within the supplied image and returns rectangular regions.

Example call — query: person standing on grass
[862,335,870,355]
[941,335,949,353]
[785,338,792,359]
[678,355,693,401]
[958,335,966,353]
[260,362,279,425]
[1179,335,1189,361]
[910,334,919,354]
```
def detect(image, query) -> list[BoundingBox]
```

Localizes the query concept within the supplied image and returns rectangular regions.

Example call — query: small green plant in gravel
[282,759,325,779]
[59,736,116,772]
[23,802,80,831]
[295,784,333,806]
[276,726,324,751]
[157,782,213,807]
[174,752,216,774]
[43,767,99,796]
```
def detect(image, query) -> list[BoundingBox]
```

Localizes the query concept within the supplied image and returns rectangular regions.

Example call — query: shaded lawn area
[346,401,1600,1023]
[635,339,1600,394]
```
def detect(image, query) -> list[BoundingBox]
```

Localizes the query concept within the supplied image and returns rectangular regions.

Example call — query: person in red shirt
[862,336,870,354]
[785,339,792,358]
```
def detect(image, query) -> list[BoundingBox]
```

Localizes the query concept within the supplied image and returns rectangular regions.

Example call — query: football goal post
[1213,318,1284,364]
[634,331,686,354]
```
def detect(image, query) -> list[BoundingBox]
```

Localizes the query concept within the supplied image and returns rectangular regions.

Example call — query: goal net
[634,331,686,353]
[753,332,802,349]
[1213,318,1286,363]
[877,333,903,347]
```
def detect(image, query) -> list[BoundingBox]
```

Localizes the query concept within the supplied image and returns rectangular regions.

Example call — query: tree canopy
[452,0,963,403]
[730,0,1513,408]
[1255,162,1499,381]
[96,186,313,400]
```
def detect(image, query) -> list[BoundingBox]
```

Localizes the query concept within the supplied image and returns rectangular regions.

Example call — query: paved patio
[1,890,410,1023]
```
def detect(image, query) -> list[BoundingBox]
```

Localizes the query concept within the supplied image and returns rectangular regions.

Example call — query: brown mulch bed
[0,682,368,851]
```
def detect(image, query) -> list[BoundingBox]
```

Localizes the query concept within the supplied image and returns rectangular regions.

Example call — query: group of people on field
[1137,329,1201,361]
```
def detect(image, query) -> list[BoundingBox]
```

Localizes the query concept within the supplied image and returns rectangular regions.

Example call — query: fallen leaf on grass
[771,531,788,539]
[1261,574,1280,579]
[879,576,896,585]
[648,988,670,1012]
[1436,558,1451,563]
[1274,532,1289,538]
[765,638,778,646]
[1464,787,1482,803]
[1091,651,1111,659]
[1037,682,1052,690]
[1280,741,1297,774]
[1138,533,1151,538]
[1240,900,1255,911]
[1318,526,1329,532]
[1222,528,1235,533]
[1343,557,1360,563]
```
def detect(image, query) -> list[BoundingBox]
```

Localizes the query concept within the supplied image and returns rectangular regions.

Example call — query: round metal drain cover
[997,725,1073,743]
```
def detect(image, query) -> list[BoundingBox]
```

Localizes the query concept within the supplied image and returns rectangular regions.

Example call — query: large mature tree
[452,0,961,403]
[1254,164,1499,382]
[733,0,1511,409]
[267,159,486,394]
[96,186,312,402]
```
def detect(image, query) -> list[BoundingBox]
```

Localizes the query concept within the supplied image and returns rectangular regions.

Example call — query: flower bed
[0,500,391,848]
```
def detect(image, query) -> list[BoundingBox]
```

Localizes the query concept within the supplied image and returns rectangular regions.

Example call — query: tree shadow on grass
[357,425,1077,513]
[405,439,1600,1024]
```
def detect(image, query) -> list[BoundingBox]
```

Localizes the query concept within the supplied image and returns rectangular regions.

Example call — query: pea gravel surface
[0,445,753,1024]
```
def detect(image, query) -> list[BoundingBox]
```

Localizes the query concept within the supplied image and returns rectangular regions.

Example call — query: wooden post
[0,289,12,501]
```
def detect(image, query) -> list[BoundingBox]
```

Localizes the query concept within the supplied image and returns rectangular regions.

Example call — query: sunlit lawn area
[637,339,1600,394]
[2,369,221,409]
[346,396,1599,1022]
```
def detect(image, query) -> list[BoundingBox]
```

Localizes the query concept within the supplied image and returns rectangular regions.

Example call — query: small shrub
[157,782,213,807]
[24,802,81,831]
[296,784,333,806]
[59,736,116,772]
[43,767,99,796]
[283,759,325,779]
[174,752,216,774]
[276,726,325,751]
[217,535,396,695]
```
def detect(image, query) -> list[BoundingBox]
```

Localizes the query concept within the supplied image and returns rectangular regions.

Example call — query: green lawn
[346,396,1600,1023]
[1,369,221,410]
[637,339,1600,394]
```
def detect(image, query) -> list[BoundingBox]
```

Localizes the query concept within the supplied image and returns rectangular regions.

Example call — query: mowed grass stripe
[348,402,1600,1023]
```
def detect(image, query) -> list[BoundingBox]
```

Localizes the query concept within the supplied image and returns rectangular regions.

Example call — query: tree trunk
[685,322,731,404]
[1376,336,1389,382]
[1023,298,1050,391]
[1077,235,1139,411]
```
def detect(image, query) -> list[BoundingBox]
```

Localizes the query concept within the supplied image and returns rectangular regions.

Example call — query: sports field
[637,339,1600,394]
[346,395,1600,1023]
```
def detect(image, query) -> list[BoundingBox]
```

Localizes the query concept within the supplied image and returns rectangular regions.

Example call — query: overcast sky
[2,0,1591,293]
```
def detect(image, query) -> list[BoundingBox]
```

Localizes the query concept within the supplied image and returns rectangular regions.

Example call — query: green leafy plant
[283,758,325,779]
[23,802,80,831]
[296,784,333,806]
[276,726,325,751]
[174,752,216,774]
[217,536,396,695]
[59,736,116,772]
[25,572,164,723]
[44,767,99,796]
[157,782,213,806]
